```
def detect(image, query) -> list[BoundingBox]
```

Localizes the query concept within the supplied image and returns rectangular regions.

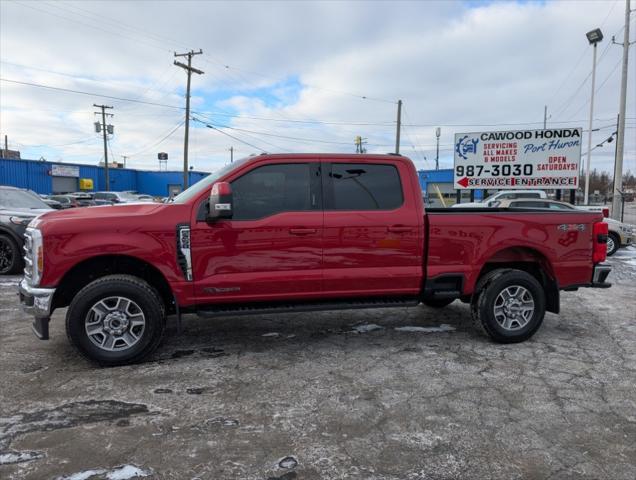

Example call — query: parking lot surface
[1,248,635,480]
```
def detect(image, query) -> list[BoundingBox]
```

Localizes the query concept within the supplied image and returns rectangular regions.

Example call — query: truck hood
[39,202,164,220]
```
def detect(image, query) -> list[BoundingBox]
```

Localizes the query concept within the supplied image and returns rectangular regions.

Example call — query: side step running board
[197,297,420,318]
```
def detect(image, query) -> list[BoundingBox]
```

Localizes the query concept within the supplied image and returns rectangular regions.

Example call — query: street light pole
[584,28,603,205]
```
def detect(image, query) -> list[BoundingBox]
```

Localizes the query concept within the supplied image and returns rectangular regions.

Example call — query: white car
[492,198,633,256]
[452,190,547,208]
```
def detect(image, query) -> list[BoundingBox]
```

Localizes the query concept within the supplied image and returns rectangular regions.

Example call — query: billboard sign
[453,128,582,189]
[51,164,80,177]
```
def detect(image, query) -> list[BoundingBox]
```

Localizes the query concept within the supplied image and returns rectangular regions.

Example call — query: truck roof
[249,152,412,163]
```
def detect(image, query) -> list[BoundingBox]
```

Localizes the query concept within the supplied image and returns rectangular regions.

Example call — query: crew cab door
[190,161,323,303]
[322,161,422,296]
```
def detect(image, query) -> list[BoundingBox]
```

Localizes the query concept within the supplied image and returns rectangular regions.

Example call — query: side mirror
[208,181,233,221]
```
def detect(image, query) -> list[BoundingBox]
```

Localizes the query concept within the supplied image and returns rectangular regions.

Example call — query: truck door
[190,161,323,303]
[322,161,421,296]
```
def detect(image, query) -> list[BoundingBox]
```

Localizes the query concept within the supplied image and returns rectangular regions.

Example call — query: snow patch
[0,450,44,465]
[351,323,384,333]
[394,324,455,333]
[57,464,152,480]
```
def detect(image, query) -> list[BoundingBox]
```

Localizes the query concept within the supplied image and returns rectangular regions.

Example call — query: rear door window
[326,163,403,210]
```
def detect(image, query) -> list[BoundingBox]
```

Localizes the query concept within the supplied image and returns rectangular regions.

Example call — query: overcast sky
[0,0,634,175]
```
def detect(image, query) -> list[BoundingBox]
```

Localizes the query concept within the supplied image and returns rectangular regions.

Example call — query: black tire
[421,298,455,308]
[471,269,546,344]
[0,234,22,275]
[66,275,166,366]
[606,232,620,256]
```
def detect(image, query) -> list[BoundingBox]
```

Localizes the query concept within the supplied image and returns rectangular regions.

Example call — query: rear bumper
[591,263,612,288]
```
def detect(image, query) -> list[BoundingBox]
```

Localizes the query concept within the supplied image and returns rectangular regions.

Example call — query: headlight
[26,228,44,286]
[10,216,33,226]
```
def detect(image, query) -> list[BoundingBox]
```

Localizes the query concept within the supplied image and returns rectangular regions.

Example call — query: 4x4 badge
[558,224,585,232]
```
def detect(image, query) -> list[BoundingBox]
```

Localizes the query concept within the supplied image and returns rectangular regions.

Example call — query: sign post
[453,128,582,190]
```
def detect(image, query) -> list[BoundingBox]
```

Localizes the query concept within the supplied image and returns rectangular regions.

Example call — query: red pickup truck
[19,154,611,365]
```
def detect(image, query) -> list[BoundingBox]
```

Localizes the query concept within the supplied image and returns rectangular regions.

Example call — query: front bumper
[19,279,56,339]
[591,263,612,288]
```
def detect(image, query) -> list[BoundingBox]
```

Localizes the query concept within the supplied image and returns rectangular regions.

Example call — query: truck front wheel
[66,275,166,366]
[472,269,546,343]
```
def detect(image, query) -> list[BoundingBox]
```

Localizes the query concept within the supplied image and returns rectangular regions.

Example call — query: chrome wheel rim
[606,237,615,254]
[493,285,535,331]
[85,296,146,352]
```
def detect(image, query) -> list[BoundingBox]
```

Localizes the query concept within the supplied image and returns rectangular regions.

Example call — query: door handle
[387,225,413,233]
[289,228,318,235]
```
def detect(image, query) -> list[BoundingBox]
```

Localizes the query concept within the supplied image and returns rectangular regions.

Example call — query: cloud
[0,0,633,176]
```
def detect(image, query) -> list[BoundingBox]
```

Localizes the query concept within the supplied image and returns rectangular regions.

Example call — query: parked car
[19,154,611,365]
[68,193,97,207]
[452,189,548,208]
[493,199,634,255]
[135,194,156,203]
[39,196,64,210]
[93,191,144,204]
[0,186,52,274]
[48,195,79,209]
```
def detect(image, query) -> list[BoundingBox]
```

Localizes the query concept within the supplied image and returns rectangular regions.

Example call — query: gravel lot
[1,247,635,480]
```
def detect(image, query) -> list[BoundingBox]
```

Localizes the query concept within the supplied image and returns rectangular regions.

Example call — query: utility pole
[229,146,234,163]
[543,105,548,129]
[3,134,7,157]
[435,127,441,170]
[174,49,203,190]
[395,99,402,154]
[121,155,128,168]
[611,0,632,220]
[584,28,603,205]
[94,104,113,191]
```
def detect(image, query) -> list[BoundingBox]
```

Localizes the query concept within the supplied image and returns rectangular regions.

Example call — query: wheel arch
[475,246,559,314]
[52,254,175,314]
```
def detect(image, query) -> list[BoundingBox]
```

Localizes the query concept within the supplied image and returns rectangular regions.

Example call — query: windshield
[171,157,251,204]
[0,189,51,209]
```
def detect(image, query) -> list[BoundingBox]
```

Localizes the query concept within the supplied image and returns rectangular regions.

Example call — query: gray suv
[0,186,51,274]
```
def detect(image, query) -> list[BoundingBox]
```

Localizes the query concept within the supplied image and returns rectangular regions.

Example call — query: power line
[0,78,183,109]
[194,119,267,153]
[125,119,185,157]
[193,113,394,147]
[546,0,620,105]
[14,0,395,106]
[566,56,624,121]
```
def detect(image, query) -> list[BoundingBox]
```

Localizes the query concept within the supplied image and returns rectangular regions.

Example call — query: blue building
[0,157,209,197]
[418,168,485,207]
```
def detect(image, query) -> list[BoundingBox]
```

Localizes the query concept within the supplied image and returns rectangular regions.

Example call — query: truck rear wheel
[66,275,166,366]
[472,269,545,343]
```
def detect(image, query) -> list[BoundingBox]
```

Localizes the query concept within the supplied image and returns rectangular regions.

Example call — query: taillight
[602,208,609,218]
[593,222,608,263]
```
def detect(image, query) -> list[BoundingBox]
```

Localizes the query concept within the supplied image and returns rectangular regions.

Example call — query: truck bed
[424,207,603,295]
